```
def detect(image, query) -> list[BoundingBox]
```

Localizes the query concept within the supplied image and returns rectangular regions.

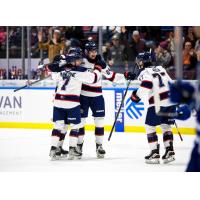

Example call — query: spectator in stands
[65,26,84,48]
[124,30,146,66]
[0,27,6,50]
[155,41,172,68]
[166,31,175,57]
[183,41,197,70]
[185,27,197,48]
[38,29,65,62]
[119,26,129,45]
[102,42,111,62]
[107,34,127,73]
[195,39,200,52]
[0,68,5,79]
[197,50,200,62]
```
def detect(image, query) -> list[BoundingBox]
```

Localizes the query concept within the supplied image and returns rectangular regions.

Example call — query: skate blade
[145,158,160,164]
[163,156,175,164]
[68,155,81,160]
[50,156,60,161]
[59,155,68,160]
[77,155,82,160]
[97,154,105,159]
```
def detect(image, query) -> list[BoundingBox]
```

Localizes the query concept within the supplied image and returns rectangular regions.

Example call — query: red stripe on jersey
[141,80,153,89]
[56,94,79,97]
[93,72,98,83]
[149,91,169,104]
[55,94,80,102]
[106,72,116,82]
[81,84,102,93]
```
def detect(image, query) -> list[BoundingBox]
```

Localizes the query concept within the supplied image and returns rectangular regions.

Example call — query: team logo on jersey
[125,97,145,119]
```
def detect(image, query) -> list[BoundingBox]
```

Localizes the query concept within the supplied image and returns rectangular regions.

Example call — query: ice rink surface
[0,128,195,172]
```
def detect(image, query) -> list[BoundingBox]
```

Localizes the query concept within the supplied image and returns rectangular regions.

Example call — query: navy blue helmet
[136,52,152,64]
[135,51,156,69]
[68,47,83,55]
[66,52,83,63]
[85,41,97,53]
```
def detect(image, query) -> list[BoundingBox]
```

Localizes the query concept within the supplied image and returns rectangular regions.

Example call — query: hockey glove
[175,105,191,120]
[124,72,136,80]
[95,55,107,69]
[131,90,141,103]
[169,81,195,106]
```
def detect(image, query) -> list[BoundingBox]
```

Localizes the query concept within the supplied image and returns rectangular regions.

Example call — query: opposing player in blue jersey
[169,78,200,171]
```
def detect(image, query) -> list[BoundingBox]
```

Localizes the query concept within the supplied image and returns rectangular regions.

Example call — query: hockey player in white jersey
[38,54,70,159]
[129,52,176,164]
[76,41,134,158]
[43,52,102,160]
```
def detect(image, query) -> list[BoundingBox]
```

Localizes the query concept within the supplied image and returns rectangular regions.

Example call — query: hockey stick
[108,80,131,141]
[14,75,51,92]
[174,121,183,141]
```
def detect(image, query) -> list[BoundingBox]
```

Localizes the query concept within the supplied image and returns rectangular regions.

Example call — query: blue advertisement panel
[114,88,124,132]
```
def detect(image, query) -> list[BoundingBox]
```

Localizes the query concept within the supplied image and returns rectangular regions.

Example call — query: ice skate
[162,142,175,164]
[49,146,61,161]
[96,143,106,158]
[58,147,68,159]
[76,143,83,159]
[68,146,82,160]
[145,144,160,164]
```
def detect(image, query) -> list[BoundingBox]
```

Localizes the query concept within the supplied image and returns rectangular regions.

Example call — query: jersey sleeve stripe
[141,80,153,89]
[106,72,116,82]
[93,72,98,83]
[148,91,169,104]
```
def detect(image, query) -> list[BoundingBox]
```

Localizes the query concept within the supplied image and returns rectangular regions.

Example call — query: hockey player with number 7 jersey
[129,52,176,164]
[44,52,102,160]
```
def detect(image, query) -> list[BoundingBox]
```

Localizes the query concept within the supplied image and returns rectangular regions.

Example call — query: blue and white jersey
[81,57,125,97]
[136,66,174,107]
[53,66,101,109]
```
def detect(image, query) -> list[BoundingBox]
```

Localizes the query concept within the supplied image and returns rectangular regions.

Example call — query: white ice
[0,128,195,172]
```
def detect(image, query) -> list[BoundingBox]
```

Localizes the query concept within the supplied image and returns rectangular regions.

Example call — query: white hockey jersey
[136,66,173,107]
[81,58,125,97]
[53,66,101,109]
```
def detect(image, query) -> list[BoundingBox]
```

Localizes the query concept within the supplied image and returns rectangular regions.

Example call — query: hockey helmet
[135,51,154,69]
[66,52,83,63]
[68,47,83,55]
[85,41,97,55]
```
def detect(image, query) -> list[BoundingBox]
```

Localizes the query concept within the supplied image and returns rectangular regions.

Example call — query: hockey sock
[95,127,104,145]
[51,129,62,147]
[147,132,158,150]
[78,127,85,144]
[58,132,66,147]
[163,131,173,148]
[69,129,79,147]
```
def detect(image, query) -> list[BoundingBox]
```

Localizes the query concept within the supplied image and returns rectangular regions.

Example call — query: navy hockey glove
[124,72,136,80]
[95,55,107,69]
[169,81,195,106]
[131,90,141,103]
[175,105,191,120]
